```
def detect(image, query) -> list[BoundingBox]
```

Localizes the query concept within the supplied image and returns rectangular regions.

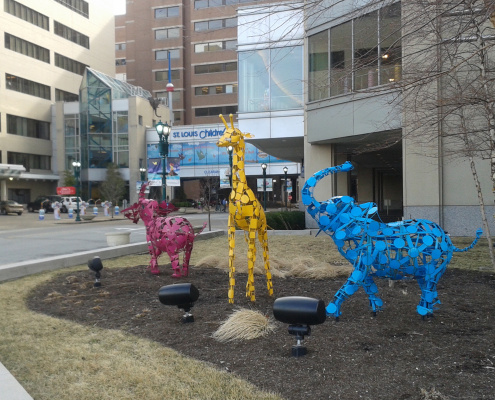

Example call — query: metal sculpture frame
[216,114,273,303]
[122,184,206,277]
[302,161,483,318]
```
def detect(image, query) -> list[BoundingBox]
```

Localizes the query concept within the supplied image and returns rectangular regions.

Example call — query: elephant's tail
[453,228,483,252]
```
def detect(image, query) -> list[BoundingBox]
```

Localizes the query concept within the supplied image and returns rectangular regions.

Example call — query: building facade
[0,0,116,203]
[304,0,495,235]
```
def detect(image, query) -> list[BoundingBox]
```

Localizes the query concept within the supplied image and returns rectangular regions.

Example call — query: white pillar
[0,180,7,201]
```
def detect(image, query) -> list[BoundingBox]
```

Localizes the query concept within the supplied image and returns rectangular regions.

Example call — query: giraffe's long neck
[232,139,247,191]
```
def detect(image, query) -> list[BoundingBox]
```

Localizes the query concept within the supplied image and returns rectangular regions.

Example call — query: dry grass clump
[212,308,276,343]
[193,235,352,279]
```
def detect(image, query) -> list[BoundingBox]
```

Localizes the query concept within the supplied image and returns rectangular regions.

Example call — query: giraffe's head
[217,114,253,149]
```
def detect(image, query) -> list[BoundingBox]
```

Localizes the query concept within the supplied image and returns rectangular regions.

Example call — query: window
[155,49,180,60]
[64,114,80,169]
[4,33,50,63]
[195,40,236,53]
[116,58,126,66]
[54,0,89,18]
[155,6,179,19]
[7,114,50,140]
[115,43,126,51]
[194,62,237,74]
[8,152,51,170]
[194,0,249,9]
[307,2,402,101]
[56,89,79,102]
[194,17,237,31]
[55,53,87,75]
[195,84,237,95]
[155,28,181,40]
[54,21,89,49]
[4,0,49,30]
[155,70,180,81]
[195,105,237,117]
[6,73,50,100]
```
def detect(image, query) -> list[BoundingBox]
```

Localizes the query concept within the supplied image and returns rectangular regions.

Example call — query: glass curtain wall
[308,2,402,101]
[239,46,303,113]
[80,70,113,168]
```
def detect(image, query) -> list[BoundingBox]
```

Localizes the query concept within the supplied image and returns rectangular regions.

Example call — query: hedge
[265,211,305,230]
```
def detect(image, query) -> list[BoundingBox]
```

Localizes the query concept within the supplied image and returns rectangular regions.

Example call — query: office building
[0,0,116,203]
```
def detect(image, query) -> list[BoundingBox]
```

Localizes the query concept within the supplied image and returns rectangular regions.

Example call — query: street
[0,210,229,266]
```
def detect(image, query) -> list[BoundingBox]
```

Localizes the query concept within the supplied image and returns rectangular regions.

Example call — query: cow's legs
[148,245,161,275]
[363,275,384,315]
[182,240,194,277]
[169,252,182,278]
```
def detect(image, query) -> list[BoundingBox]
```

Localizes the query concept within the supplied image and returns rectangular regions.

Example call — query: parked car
[0,200,24,215]
[60,196,84,213]
[27,195,63,213]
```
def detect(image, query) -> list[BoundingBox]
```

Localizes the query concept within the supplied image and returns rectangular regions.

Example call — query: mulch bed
[27,265,495,400]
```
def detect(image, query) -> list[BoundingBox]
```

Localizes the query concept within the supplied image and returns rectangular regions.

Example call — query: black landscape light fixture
[87,256,103,287]
[72,161,82,222]
[283,166,288,211]
[273,296,326,357]
[158,283,199,323]
[155,120,171,202]
[261,163,267,210]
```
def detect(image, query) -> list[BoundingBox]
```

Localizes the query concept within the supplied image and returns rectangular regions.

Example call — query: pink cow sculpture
[122,184,206,277]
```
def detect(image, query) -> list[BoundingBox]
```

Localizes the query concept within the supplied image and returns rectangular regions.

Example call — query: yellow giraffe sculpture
[216,114,273,303]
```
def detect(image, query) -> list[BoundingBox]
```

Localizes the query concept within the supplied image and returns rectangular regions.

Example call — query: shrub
[265,211,305,230]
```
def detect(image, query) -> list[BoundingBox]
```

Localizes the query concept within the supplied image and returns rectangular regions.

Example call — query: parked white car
[60,196,84,213]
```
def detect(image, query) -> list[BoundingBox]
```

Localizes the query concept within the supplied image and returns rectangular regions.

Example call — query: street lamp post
[283,166,288,211]
[155,120,171,202]
[139,167,146,187]
[227,145,233,188]
[261,163,267,211]
[72,161,81,222]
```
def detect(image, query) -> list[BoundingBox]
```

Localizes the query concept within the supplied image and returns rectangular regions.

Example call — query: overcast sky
[112,0,125,15]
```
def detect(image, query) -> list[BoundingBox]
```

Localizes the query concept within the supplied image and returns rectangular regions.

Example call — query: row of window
[54,21,89,49]
[155,6,179,19]
[4,0,49,30]
[195,40,236,53]
[7,152,51,170]
[56,89,79,102]
[6,73,51,100]
[194,17,237,32]
[195,105,237,117]
[194,0,259,9]
[54,0,89,18]
[155,70,180,81]
[5,74,78,102]
[195,84,237,95]
[4,33,50,63]
[308,2,401,101]
[195,62,237,74]
[155,49,180,60]
[55,53,88,76]
[7,114,50,140]
[155,27,181,40]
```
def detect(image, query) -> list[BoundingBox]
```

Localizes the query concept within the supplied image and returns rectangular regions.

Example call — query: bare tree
[199,175,220,231]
